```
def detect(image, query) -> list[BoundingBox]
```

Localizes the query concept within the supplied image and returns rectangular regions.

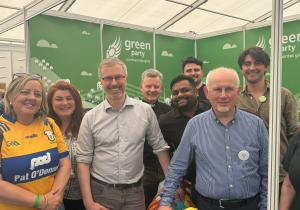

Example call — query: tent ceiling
[1,0,300,41]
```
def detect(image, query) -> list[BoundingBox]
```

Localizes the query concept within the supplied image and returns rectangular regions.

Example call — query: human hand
[43,189,63,210]
[86,201,110,210]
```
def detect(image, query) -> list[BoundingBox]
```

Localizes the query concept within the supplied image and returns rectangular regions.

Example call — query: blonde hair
[4,74,48,120]
[141,69,163,84]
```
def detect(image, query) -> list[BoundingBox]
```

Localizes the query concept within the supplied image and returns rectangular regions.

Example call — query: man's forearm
[157,150,170,177]
[77,162,94,206]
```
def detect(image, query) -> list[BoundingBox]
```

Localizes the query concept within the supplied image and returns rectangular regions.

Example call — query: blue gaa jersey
[0,114,68,210]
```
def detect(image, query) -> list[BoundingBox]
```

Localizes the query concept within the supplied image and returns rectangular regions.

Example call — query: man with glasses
[182,56,210,109]
[140,69,171,208]
[76,57,170,210]
[237,47,298,190]
[158,67,268,210]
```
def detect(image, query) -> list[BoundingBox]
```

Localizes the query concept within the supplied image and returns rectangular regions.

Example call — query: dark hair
[170,74,196,90]
[238,47,270,69]
[182,56,203,71]
[47,81,84,137]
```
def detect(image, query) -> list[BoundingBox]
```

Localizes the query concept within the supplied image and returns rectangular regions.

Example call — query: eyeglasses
[12,73,42,81]
[101,75,126,82]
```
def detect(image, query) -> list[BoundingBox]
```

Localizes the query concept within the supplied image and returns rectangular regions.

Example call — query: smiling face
[171,80,198,112]
[140,76,162,104]
[52,89,75,120]
[100,63,127,102]
[183,63,203,86]
[241,55,267,84]
[206,69,240,117]
[12,80,43,123]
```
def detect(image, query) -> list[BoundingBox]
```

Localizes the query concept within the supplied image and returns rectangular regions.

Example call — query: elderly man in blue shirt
[158,67,268,210]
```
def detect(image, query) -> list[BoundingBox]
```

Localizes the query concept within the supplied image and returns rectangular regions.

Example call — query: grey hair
[206,67,240,89]
[141,69,163,84]
[98,57,128,79]
[4,75,48,120]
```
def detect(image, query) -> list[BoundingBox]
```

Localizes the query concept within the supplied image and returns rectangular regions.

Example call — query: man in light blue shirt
[158,67,268,210]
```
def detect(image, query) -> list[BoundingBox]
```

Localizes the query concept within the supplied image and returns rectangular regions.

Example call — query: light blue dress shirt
[160,108,268,210]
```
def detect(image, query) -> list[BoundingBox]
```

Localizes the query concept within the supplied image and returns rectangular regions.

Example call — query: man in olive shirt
[237,47,298,187]
[140,69,171,207]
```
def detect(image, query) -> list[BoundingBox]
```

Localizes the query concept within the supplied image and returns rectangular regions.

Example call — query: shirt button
[228,165,231,168]
[225,129,228,132]
[226,146,230,150]
[229,184,233,188]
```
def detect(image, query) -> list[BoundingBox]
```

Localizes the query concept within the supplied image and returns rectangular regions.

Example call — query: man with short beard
[159,75,207,155]
[158,75,208,207]
[182,56,211,109]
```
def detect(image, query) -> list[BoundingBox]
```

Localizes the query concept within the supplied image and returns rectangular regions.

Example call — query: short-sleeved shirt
[0,115,68,210]
[283,131,300,210]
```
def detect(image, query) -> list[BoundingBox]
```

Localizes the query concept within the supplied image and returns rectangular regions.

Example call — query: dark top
[198,84,211,110]
[158,103,206,154]
[283,131,300,210]
[143,100,171,167]
[158,103,207,183]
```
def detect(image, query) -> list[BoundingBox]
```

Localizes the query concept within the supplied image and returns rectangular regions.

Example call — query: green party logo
[106,36,122,58]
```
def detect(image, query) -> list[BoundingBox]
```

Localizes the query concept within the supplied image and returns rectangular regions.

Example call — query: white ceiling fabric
[1,0,300,41]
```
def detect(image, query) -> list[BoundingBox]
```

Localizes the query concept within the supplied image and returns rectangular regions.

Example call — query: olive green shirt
[238,81,298,182]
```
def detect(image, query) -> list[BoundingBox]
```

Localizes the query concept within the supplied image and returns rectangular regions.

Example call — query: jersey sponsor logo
[30,152,51,170]
[44,130,56,143]
[6,140,21,147]
[2,148,60,184]
[25,133,38,139]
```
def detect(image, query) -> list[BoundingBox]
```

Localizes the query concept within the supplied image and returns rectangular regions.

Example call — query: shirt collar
[104,95,134,111]
[209,107,238,125]
[2,113,16,123]
[241,80,270,96]
[142,99,158,108]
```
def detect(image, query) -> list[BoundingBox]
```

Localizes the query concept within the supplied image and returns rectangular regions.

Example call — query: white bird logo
[106,37,122,58]
[256,36,266,49]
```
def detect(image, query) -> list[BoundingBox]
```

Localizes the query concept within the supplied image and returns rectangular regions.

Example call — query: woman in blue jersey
[47,80,85,210]
[0,73,71,210]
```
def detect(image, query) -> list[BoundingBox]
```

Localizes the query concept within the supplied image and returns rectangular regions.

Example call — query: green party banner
[29,15,101,108]
[197,31,244,84]
[155,34,195,102]
[102,25,154,99]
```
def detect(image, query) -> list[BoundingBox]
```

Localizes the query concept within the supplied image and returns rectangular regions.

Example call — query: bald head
[206,67,240,90]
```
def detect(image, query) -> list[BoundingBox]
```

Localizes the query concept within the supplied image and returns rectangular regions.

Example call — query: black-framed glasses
[12,73,42,81]
[101,75,126,82]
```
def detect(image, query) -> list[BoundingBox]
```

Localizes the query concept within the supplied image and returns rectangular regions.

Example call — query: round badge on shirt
[238,150,250,161]
[259,95,267,103]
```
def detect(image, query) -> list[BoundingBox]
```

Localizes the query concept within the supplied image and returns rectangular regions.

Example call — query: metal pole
[267,0,283,209]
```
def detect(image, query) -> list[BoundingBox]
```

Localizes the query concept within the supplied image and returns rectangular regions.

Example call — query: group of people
[0,46,299,210]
